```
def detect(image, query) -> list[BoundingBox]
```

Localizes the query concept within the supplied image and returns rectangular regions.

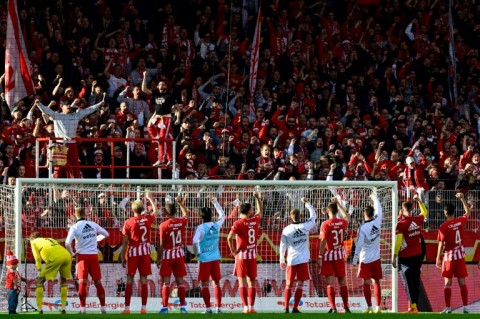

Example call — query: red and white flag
[248,4,262,115]
[5,0,34,111]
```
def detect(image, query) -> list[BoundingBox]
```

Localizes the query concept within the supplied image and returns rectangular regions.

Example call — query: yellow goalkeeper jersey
[30,237,70,270]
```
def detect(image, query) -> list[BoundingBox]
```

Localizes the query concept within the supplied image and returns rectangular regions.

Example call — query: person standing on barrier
[119,190,158,314]
[65,207,110,314]
[392,194,428,314]
[192,196,226,314]
[142,71,177,167]
[227,190,263,314]
[318,197,351,313]
[157,196,189,314]
[436,193,471,314]
[352,193,383,314]
[279,197,317,313]
[35,98,105,178]
[29,231,72,314]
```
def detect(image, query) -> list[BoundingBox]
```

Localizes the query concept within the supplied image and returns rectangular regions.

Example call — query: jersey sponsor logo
[208,226,217,235]
[82,223,94,233]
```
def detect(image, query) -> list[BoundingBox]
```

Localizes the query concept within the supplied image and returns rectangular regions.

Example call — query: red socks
[340,285,349,309]
[141,284,148,306]
[125,283,133,307]
[460,284,468,306]
[248,287,256,307]
[293,288,302,310]
[214,285,222,308]
[202,286,211,308]
[178,284,186,307]
[95,282,106,306]
[78,281,88,307]
[239,286,248,307]
[327,285,336,309]
[162,284,170,307]
[363,283,372,307]
[373,282,381,307]
[444,286,451,308]
[284,286,292,310]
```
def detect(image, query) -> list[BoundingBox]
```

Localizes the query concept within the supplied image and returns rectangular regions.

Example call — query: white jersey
[352,196,382,264]
[280,203,317,266]
[65,219,109,255]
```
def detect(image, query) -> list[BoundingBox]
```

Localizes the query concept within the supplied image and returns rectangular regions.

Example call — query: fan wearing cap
[5,250,26,314]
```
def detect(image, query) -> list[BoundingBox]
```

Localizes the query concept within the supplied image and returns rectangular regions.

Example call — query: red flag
[5,0,35,111]
[248,4,262,115]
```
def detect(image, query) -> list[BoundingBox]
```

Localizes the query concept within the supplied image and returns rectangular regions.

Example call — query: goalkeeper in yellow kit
[29,231,72,314]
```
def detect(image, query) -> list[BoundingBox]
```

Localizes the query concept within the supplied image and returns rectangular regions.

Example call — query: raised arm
[302,197,317,230]
[413,194,428,218]
[142,70,152,96]
[176,196,189,217]
[333,196,349,223]
[145,190,158,218]
[211,197,225,227]
[253,190,263,218]
[455,192,471,218]
[371,192,382,221]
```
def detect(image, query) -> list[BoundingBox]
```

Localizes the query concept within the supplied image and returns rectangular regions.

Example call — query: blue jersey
[192,199,225,262]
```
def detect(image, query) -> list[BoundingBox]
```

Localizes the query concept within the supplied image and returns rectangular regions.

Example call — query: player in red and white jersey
[119,190,158,314]
[352,193,383,314]
[157,197,189,314]
[436,193,471,314]
[392,194,427,314]
[227,191,263,313]
[65,207,109,314]
[318,197,350,313]
[279,197,317,313]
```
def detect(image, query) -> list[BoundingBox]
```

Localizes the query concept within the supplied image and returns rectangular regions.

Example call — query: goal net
[0,179,397,313]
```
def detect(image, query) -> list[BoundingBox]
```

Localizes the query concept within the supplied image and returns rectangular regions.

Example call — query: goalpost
[1,178,398,313]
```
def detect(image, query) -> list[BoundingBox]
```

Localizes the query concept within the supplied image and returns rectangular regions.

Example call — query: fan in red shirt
[157,197,189,314]
[318,197,351,313]
[392,194,428,314]
[436,193,471,314]
[119,190,158,314]
[227,191,263,314]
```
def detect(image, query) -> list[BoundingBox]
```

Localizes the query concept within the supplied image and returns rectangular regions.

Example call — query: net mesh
[0,180,395,312]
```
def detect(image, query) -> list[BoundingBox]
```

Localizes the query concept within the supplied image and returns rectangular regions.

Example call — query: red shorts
[442,258,468,279]
[234,258,257,279]
[357,259,383,280]
[126,254,152,276]
[160,257,187,278]
[198,260,221,282]
[321,259,346,278]
[286,263,310,283]
[76,254,102,281]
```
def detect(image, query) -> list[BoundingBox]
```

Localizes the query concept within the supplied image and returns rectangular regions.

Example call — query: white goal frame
[12,178,398,312]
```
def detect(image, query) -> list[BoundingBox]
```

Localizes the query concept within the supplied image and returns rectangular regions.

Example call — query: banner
[248,3,262,115]
[5,0,35,110]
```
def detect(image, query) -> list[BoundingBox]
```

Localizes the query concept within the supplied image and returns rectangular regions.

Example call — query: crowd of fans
[0,0,479,197]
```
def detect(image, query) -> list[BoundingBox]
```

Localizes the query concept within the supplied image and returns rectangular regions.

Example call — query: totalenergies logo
[43,300,68,311]
[276,298,304,309]
[168,299,187,310]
